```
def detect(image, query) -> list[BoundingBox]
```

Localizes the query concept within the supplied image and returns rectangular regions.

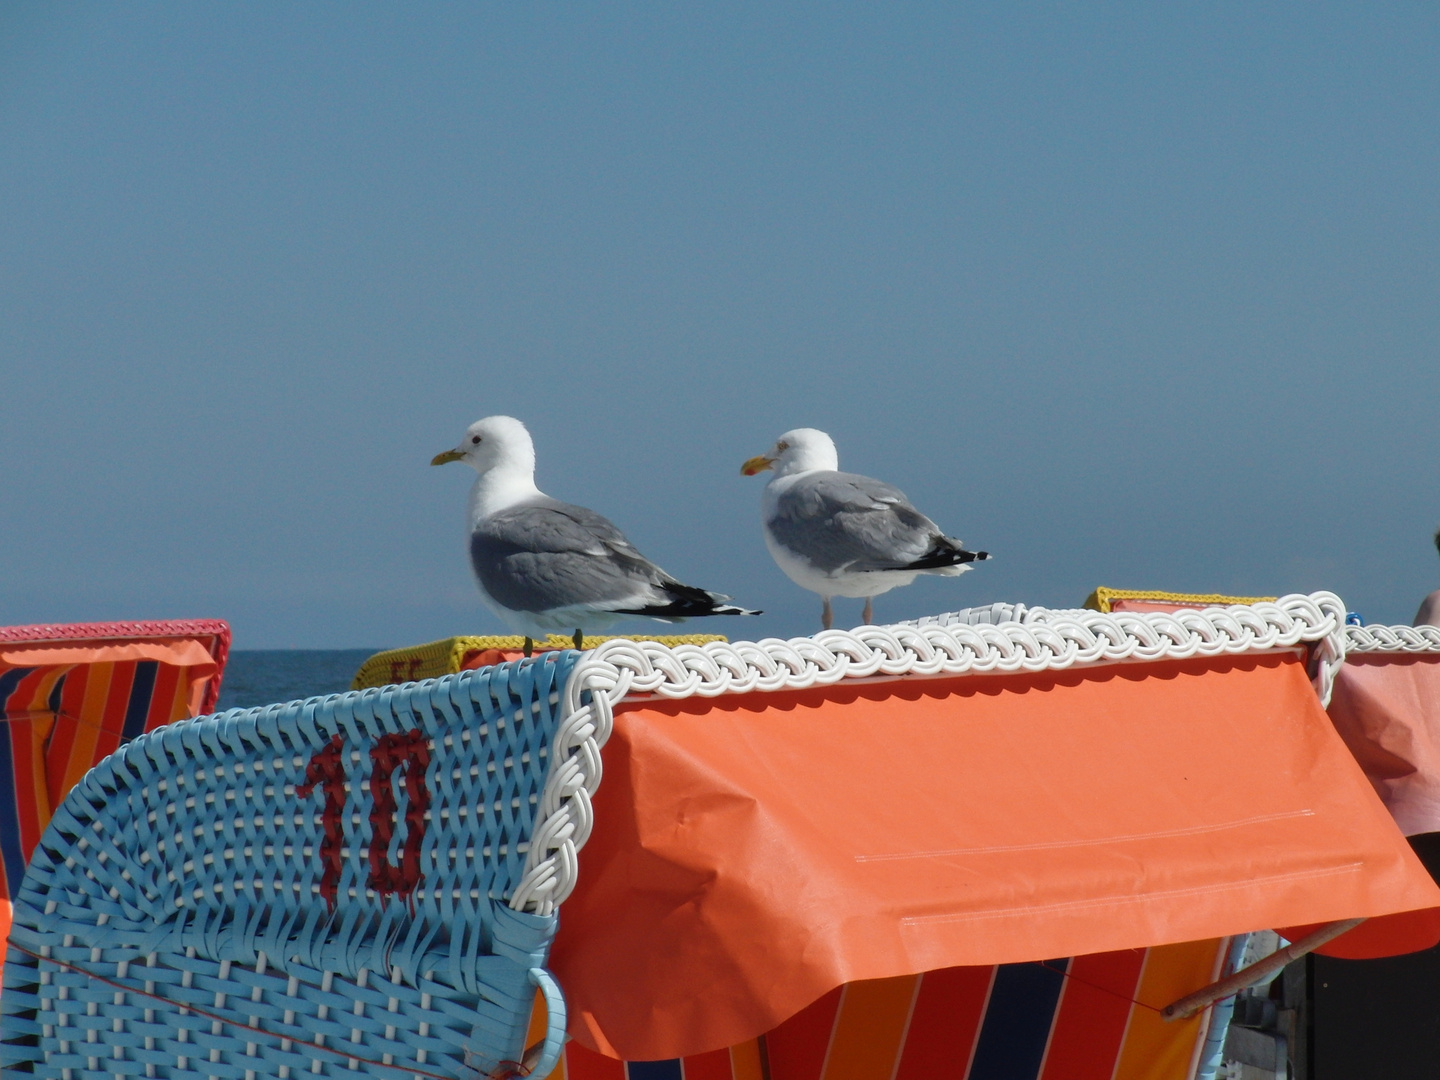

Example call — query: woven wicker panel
[1,653,577,1079]
[351,634,727,690]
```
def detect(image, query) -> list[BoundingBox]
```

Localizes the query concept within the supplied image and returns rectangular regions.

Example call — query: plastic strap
[525,966,568,1078]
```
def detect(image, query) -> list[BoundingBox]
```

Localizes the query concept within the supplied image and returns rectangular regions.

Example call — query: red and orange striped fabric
[533,938,1226,1080]
[0,619,229,986]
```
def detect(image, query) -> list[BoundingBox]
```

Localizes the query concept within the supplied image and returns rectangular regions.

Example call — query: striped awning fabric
[0,619,230,985]
[536,939,1226,1079]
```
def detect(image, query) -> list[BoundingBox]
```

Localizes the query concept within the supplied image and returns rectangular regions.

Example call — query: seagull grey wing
[537,499,658,563]
[534,501,759,617]
[768,471,945,574]
[469,502,667,614]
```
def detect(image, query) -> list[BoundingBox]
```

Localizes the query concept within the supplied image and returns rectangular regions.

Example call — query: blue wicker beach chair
[0,654,577,1080]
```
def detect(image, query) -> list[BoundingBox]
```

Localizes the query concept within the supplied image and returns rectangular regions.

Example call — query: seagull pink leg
[863,598,873,625]
[822,598,834,630]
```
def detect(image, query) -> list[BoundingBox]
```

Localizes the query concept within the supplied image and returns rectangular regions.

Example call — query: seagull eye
[777,441,789,452]
[471,436,482,444]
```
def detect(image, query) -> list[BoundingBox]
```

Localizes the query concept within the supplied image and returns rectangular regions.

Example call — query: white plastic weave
[509,591,1349,915]
[904,602,1029,627]
[1342,622,1440,653]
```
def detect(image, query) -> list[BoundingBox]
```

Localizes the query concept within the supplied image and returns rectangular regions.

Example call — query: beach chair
[0,619,232,988]
[1,653,577,1079]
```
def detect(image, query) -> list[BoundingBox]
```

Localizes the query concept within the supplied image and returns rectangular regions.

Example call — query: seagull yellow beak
[741,454,774,476]
[431,449,465,466]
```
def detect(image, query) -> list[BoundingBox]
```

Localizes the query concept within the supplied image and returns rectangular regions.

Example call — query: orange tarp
[549,652,1440,1062]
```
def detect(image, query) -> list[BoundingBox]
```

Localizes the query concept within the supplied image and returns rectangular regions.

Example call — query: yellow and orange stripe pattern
[539,940,1227,1080]
[0,619,230,989]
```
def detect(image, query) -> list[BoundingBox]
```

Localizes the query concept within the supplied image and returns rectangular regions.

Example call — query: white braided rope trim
[904,602,1030,627]
[1342,623,1440,653]
[508,591,1347,914]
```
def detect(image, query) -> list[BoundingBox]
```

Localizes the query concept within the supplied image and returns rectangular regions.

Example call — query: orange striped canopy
[0,619,229,987]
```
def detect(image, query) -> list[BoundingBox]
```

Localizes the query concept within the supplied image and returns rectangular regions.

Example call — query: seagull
[742,427,989,630]
[433,416,759,655]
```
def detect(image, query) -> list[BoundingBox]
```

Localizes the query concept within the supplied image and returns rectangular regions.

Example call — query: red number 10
[298,729,431,907]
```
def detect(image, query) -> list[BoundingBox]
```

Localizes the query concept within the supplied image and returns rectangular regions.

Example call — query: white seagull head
[431,415,537,480]
[742,427,839,479]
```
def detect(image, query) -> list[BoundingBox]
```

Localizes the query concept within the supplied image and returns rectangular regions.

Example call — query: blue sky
[2,3,1437,647]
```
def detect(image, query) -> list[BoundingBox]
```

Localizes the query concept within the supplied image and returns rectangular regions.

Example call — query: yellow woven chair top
[352,633,728,690]
[1084,586,1276,613]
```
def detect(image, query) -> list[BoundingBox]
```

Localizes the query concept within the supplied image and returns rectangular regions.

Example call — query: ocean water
[215,650,380,711]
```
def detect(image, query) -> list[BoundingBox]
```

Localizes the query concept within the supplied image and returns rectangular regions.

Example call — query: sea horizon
[215,648,383,712]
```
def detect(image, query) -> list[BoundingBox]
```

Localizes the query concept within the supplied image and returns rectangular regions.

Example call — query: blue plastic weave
[1,653,577,1079]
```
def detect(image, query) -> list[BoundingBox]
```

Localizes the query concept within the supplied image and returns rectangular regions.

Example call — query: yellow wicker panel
[352,633,728,690]
[1084,586,1277,613]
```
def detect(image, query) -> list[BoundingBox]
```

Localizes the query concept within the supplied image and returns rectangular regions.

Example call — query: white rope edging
[509,591,1348,914]
[1342,623,1440,654]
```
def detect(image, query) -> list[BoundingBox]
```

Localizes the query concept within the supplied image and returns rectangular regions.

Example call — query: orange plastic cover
[549,652,1440,1062]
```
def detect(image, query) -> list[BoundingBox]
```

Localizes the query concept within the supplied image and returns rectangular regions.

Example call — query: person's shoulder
[1414,590,1440,627]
